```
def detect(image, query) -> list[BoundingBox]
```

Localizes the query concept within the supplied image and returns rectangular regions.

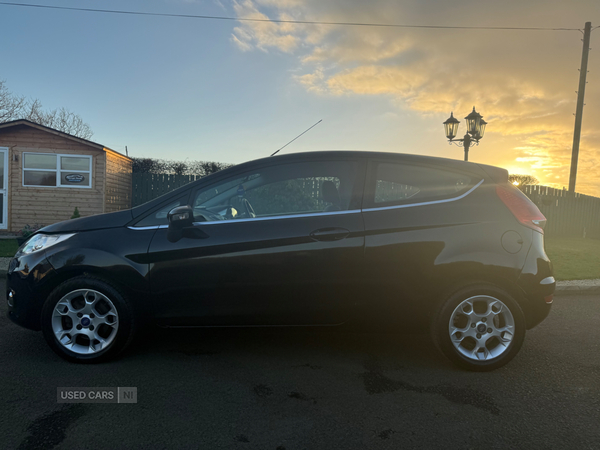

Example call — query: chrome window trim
[128,209,361,230]
[363,179,484,212]
[128,225,161,231]
[128,179,483,230]
[195,209,361,226]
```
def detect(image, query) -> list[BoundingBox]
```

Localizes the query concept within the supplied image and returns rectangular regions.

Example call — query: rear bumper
[517,232,554,329]
[520,281,554,330]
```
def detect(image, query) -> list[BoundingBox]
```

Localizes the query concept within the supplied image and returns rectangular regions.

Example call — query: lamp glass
[477,119,487,139]
[465,108,482,135]
[443,113,460,140]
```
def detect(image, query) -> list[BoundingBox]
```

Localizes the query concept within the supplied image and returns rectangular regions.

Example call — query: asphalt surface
[1,280,599,450]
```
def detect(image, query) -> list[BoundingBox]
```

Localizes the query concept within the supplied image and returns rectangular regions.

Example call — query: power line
[0,2,583,31]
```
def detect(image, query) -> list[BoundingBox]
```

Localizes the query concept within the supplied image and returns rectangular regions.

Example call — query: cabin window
[23,153,92,188]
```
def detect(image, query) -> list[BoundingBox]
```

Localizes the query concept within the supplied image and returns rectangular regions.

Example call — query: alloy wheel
[448,295,515,361]
[51,289,120,355]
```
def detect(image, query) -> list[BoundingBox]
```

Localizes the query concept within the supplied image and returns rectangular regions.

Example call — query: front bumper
[6,251,57,331]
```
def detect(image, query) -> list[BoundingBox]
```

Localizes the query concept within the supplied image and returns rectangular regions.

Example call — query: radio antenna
[270,119,322,156]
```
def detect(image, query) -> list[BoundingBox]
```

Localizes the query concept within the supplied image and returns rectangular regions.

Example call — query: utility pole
[568,22,592,193]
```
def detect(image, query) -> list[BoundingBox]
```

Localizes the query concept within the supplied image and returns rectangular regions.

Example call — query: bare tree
[0,80,26,122]
[0,80,93,139]
[33,107,93,140]
[509,174,539,187]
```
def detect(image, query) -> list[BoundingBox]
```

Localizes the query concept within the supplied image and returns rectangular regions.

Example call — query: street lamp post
[443,107,487,161]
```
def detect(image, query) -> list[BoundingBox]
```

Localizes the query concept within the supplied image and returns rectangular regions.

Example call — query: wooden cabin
[0,120,132,233]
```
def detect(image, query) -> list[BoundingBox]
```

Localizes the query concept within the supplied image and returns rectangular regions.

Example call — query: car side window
[244,176,341,216]
[372,162,473,206]
[191,160,359,222]
[134,195,187,227]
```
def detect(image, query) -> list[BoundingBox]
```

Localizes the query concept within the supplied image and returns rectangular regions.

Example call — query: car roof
[250,150,486,172]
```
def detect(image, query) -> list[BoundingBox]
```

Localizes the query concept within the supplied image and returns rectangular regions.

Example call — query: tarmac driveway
[1,280,599,449]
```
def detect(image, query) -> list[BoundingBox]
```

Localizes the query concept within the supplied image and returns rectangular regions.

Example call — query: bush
[19,223,43,239]
[131,157,233,177]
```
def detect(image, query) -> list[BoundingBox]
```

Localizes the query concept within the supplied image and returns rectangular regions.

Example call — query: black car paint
[6,151,553,332]
[147,212,365,326]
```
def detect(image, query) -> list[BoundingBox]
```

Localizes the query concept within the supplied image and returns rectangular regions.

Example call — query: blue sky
[1,0,599,195]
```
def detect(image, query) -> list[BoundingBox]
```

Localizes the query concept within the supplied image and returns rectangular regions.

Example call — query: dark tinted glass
[374,162,472,205]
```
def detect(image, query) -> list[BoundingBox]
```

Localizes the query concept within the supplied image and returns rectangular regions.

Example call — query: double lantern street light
[443,107,487,162]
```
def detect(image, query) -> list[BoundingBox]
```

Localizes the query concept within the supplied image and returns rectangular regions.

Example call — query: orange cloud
[231,0,600,195]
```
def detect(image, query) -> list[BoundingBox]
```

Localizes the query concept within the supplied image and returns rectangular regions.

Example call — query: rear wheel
[431,284,526,371]
[41,276,136,363]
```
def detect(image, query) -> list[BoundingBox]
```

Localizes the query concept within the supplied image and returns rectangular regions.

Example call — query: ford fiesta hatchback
[6,151,554,370]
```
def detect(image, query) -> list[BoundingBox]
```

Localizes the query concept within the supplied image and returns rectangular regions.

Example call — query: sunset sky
[1,0,598,195]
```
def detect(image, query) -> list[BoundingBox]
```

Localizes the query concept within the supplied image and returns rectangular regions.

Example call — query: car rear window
[373,162,473,206]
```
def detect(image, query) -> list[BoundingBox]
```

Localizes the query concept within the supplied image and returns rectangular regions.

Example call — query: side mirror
[168,205,194,228]
[167,205,193,242]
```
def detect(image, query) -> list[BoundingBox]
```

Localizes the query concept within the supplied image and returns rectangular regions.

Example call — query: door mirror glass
[168,205,194,229]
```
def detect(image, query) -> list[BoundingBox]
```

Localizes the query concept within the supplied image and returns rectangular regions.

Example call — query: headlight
[19,233,75,255]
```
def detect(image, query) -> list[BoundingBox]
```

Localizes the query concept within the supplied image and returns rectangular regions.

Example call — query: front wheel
[431,284,526,371]
[41,276,136,363]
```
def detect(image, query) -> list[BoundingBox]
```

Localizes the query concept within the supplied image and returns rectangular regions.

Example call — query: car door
[360,158,481,328]
[145,157,366,326]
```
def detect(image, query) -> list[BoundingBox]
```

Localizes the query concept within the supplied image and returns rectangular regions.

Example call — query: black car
[6,151,554,370]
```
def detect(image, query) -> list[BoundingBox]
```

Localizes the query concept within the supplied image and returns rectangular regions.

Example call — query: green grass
[0,236,595,281]
[0,239,19,257]
[545,237,600,281]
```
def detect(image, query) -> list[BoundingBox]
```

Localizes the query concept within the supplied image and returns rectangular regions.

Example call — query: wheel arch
[41,265,150,318]
[430,279,528,371]
[427,272,528,322]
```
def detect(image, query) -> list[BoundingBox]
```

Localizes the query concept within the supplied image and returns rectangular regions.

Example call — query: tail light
[496,185,547,234]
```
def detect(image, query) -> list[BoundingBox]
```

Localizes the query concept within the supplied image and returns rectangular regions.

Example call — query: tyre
[431,284,526,371]
[41,276,136,363]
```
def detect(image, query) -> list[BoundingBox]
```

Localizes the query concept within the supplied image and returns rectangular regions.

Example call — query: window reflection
[191,161,358,222]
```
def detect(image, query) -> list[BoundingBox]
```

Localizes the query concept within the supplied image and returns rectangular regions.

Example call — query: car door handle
[309,227,350,241]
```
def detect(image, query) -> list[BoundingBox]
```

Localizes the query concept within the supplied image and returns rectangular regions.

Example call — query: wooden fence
[132,173,203,207]
[522,185,600,239]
